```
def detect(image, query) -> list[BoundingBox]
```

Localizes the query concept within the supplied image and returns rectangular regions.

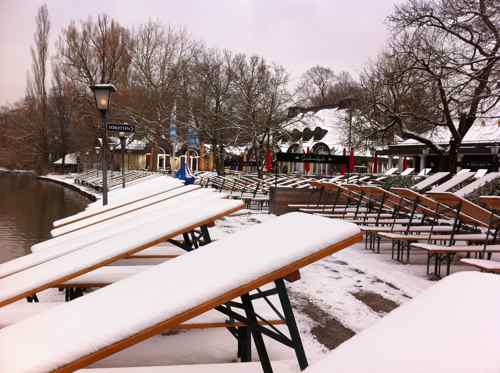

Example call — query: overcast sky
[0,0,402,106]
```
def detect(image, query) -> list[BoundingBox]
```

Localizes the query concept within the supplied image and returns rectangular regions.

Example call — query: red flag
[265,150,273,172]
[341,148,347,175]
[372,151,378,174]
[349,147,355,173]
[403,157,409,171]
[304,147,311,174]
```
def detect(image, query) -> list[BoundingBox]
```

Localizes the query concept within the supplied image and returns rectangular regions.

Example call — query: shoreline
[37,175,98,202]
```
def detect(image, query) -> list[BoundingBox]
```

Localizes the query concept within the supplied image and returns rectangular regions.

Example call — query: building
[278,108,387,175]
[379,119,500,172]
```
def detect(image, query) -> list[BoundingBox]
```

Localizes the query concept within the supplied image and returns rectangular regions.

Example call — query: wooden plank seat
[79,361,295,373]
[51,185,202,237]
[380,232,495,264]
[295,206,369,212]
[0,213,362,373]
[377,188,498,261]
[310,183,404,222]
[460,258,500,273]
[411,243,500,278]
[360,225,455,252]
[0,198,244,306]
[53,177,184,228]
[1,189,227,279]
[407,194,500,278]
[318,212,394,219]
[300,272,500,373]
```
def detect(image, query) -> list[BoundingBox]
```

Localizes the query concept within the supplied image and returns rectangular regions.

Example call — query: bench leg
[241,293,273,373]
[275,279,308,370]
[237,326,252,362]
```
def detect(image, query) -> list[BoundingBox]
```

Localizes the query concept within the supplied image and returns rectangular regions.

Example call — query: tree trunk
[217,143,225,175]
[446,140,459,173]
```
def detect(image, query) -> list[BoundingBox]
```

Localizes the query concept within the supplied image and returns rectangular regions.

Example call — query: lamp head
[90,83,117,112]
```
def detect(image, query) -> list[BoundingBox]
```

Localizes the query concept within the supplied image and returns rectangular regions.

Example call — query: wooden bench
[51,185,202,237]
[1,189,229,279]
[0,212,362,373]
[408,193,500,277]
[53,177,184,228]
[0,198,244,307]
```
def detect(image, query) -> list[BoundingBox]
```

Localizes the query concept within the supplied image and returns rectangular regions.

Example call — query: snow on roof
[397,117,500,146]
[53,153,78,165]
[304,271,500,373]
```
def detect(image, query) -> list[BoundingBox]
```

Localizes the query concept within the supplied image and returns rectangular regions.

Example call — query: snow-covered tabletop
[51,184,200,236]
[85,175,183,210]
[54,177,184,228]
[0,188,224,279]
[0,197,244,307]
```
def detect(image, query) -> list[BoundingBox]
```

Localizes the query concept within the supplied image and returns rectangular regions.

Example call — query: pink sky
[0,0,402,106]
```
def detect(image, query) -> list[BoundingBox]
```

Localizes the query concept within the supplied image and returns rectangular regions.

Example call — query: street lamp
[90,83,116,206]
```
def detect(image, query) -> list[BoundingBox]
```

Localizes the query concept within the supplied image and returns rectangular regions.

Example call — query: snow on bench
[411,171,450,192]
[460,258,500,273]
[78,361,296,373]
[51,184,201,236]
[430,171,475,192]
[0,197,244,306]
[85,176,183,210]
[0,189,223,279]
[400,167,414,176]
[301,272,500,373]
[53,178,185,228]
[454,172,500,197]
[0,213,361,372]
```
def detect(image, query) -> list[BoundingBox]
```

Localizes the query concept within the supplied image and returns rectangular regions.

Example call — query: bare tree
[368,0,500,171]
[29,4,50,173]
[49,64,82,172]
[124,22,196,156]
[296,65,336,106]
[57,14,132,169]
[233,55,292,177]
[188,49,237,174]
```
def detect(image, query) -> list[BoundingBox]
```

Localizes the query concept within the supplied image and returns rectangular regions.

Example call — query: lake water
[0,172,89,263]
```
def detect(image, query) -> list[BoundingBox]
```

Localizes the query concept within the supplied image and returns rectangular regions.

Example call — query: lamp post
[94,146,101,177]
[119,131,126,188]
[90,83,116,206]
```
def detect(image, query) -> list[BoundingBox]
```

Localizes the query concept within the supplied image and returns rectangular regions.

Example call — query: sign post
[106,123,135,188]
